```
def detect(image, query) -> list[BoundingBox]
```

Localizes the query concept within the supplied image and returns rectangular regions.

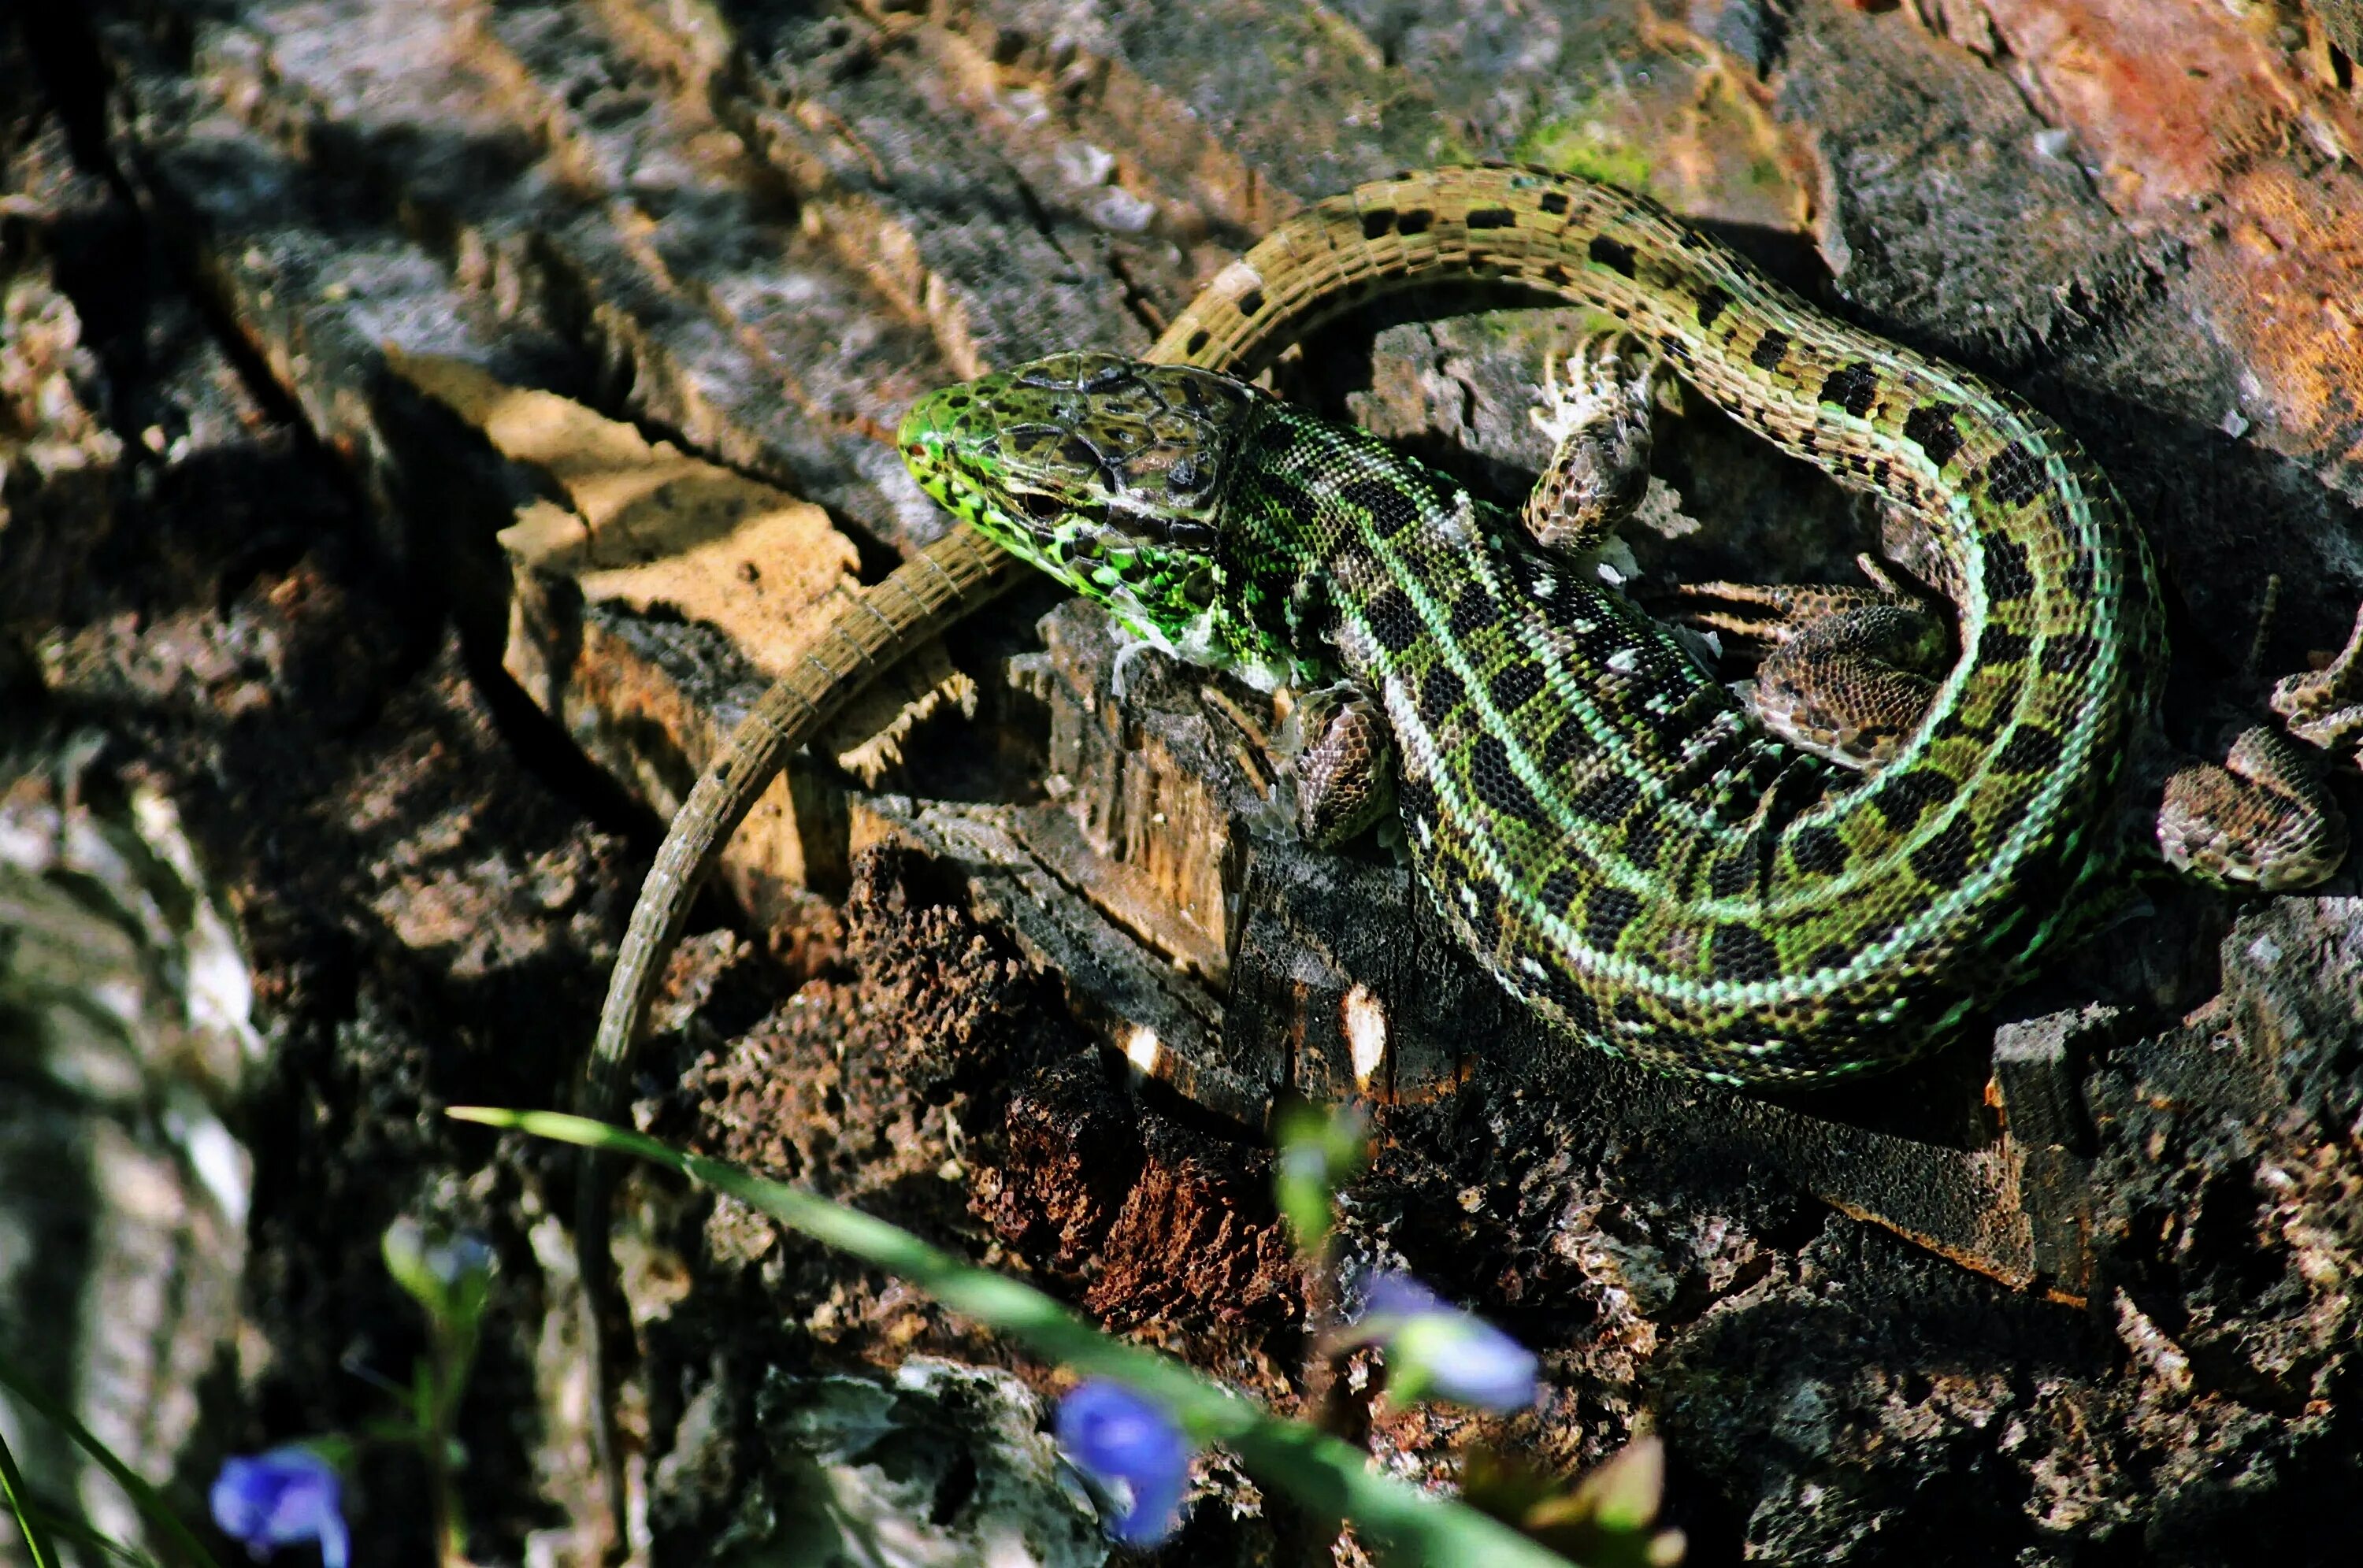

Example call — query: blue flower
[1055,1381,1193,1544]
[210,1447,348,1568]
[1354,1271,1539,1412]
[424,1233,494,1288]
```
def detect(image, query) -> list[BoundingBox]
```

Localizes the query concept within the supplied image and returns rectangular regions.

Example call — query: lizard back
[908,166,2161,1083]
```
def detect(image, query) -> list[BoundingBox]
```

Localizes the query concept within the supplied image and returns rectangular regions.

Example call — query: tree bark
[5,2,2361,1563]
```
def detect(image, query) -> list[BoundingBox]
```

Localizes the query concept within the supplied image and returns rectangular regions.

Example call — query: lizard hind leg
[1665,556,1952,771]
[2155,725,2348,890]
[1523,330,1664,555]
[2150,596,2362,891]
[2271,599,2363,766]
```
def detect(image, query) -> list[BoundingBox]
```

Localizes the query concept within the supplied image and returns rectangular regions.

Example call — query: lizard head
[900,351,1285,672]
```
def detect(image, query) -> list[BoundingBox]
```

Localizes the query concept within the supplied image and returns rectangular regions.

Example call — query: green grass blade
[1,1417,64,1568]
[0,1355,224,1568]
[20,1497,165,1568]
[452,1106,1589,1568]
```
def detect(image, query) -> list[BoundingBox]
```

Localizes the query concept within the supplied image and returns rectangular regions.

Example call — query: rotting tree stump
[6,2,2363,1564]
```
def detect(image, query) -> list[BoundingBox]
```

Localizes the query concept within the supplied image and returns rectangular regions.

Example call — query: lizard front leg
[1522,339,1954,773]
[1278,680,1398,847]
[1522,330,1664,554]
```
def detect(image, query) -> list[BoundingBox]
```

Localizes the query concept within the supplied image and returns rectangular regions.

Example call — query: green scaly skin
[593,164,2340,1136]
[900,169,2164,1086]
[570,163,2346,1536]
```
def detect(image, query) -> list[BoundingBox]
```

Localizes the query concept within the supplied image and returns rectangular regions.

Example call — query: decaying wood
[6,2,2363,1564]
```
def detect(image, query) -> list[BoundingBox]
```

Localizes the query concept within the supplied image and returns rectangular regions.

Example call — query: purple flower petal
[1355,1270,1539,1413]
[210,1448,348,1568]
[1363,1272,1447,1321]
[1055,1381,1193,1544]
[1397,1314,1541,1410]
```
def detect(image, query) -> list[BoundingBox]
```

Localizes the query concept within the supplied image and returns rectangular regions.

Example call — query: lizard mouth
[898,354,1252,638]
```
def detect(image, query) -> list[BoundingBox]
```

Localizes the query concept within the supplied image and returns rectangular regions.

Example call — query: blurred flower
[1055,1381,1193,1544]
[1272,1100,1369,1255]
[383,1217,492,1328]
[1353,1271,1538,1412]
[210,1447,348,1568]
[425,1233,493,1288]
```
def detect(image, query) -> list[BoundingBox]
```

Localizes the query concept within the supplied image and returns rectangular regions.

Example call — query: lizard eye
[1020,491,1063,522]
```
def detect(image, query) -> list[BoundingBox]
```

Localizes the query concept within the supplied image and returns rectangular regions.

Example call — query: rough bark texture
[6,2,2363,1566]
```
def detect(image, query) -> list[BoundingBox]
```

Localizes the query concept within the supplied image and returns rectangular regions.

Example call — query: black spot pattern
[1820,361,1881,417]
[1903,402,1964,468]
[1543,975,1602,1033]
[1467,207,1516,229]
[1994,725,2063,773]
[1449,584,1500,639]
[2062,552,2096,599]
[1749,329,1790,370]
[1571,769,1641,824]
[1397,773,1437,827]
[1930,712,1994,743]
[1398,209,1434,235]
[1539,191,1571,216]
[1588,235,1636,276]
[1979,628,2033,664]
[1805,941,1855,975]
[1543,717,1586,770]
[1489,661,1545,711]
[1982,537,2035,604]
[1872,769,1958,832]
[2042,634,2101,674]
[1586,885,1642,949]
[1417,667,1465,728]
[1340,477,1415,538]
[1712,924,1780,983]
[1980,442,2047,507]
[1790,825,1849,875]
[1470,736,1545,823]
[1361,208,1397,239]
[1910,817,1978,890]
[1363,588,1420,653]
[1263,476,1319,526]
[1707,847,1756,899]
[1695,287,1729,328]
[1540,866,1582,917]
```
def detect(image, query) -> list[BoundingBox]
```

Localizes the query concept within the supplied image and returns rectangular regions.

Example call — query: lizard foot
[2270,599,2363,765]
[1660,555,1950,770]
[1523,331,1662,555]
[1277,680,1397,847]
[2157,725,2347,890]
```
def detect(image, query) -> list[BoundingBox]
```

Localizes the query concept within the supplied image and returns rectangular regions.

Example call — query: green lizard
[588,161,2348,1108]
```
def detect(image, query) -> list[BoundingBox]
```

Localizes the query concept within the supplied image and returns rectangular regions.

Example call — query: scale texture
[900,165,2164,1084]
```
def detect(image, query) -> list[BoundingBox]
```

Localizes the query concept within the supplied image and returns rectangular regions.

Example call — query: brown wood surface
[6,3,2363,1564]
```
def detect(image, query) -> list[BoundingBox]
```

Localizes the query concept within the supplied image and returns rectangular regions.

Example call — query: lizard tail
[571,524,1018,1538]
[582,525,1020,1116]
